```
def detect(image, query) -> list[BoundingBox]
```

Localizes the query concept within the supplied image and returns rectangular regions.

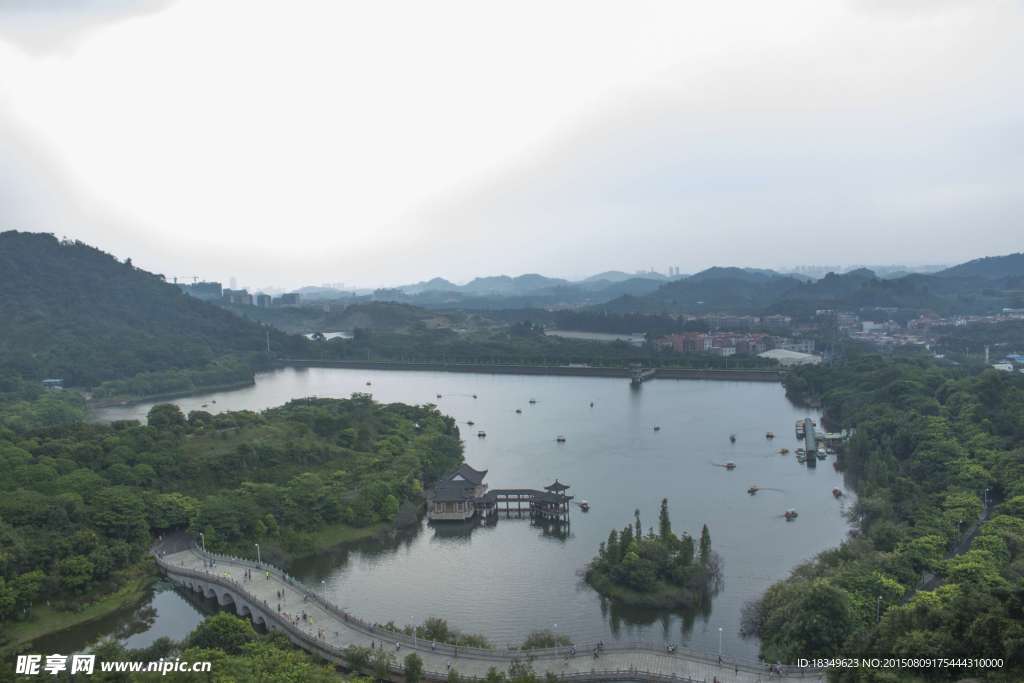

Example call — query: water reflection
[30,582,208,655]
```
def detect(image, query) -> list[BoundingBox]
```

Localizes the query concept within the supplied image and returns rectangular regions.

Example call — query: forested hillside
[0,231,308,387]
[0,396,462,642]
[747,355,1024,678]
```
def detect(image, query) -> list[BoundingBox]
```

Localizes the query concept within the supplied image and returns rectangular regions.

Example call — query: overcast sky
[1,0,1021,288]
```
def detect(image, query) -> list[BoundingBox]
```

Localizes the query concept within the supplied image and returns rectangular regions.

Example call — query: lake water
[88,367,853,661]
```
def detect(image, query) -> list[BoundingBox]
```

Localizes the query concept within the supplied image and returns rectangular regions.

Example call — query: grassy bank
[1,562,157,656]
[271,522,392,561]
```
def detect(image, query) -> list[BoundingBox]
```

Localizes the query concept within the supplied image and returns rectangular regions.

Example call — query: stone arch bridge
[156,547,820,683]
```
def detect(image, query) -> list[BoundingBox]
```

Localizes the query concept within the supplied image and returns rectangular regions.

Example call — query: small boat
[211,400,216,404]
[472,394,478,399]
[556,435,566,443]
[653,426,661,431]
[784,509,799,521]
[201,403,208,408]
[528,399,537,404]
[724,462,736,470]
[796,448,806,456]
[436,394,443,399]
[766,432,775,439]
[578,500,590,512]
[729,434,736,443]
[796,453,807,463]
[832,488,843,498]
[467,420,475,426]
[778,448,790,455]
[366,381,372,386]
[477,430,486,438]
[589,402,594,408]
[748,485,760,495]
[816,451,827,460]
[515,409,522,414]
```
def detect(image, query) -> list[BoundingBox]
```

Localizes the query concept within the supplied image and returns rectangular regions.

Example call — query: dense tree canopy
[749,354,1024,679]
[0,396,461,628]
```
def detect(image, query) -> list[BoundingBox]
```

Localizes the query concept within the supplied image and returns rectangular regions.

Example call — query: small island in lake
[585,498,721,608]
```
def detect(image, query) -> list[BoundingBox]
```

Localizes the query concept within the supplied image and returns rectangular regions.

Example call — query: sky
[0,0,1021,289]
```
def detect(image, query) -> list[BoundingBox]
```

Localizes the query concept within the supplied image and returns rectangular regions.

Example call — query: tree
[57,555,94,593]
[371,649,394,680]
[188,613,257,655]
[699,524,711,565]
[605,530,619,565]
[634,508,642,540]
[658,498,673,541]
[404,652,424,683]
[147,403,186,429]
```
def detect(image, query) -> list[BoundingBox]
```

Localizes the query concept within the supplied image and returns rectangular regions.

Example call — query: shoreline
[87,379,257,409]
[0,564,157,656]
[280,359,783,382]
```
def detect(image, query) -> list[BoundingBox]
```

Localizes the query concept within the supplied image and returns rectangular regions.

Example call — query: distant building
[256,293,272,307]
[223,288,253,306]
[274,293,301,306]
[758,349,822,366]
[992,363,1015,373]
[178,281,223,301]
[762,315,792,332]
[41,378,64,390]
[779,338,815,353]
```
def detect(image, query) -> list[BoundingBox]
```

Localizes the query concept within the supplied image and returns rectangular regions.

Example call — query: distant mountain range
[278,254,1024,315]
[597,254,1024,316]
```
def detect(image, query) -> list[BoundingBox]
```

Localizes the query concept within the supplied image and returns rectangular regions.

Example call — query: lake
[87,367,853,661]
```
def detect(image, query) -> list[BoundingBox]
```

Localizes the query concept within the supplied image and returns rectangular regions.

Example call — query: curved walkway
[156,546,820,683]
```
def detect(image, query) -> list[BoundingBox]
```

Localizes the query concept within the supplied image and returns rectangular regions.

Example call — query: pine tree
[699,524,712,565]
[621,525,634,559]
[634,508,642,540]
[679,533,694,566]
[606,529,619,564]
[658,498,672,541]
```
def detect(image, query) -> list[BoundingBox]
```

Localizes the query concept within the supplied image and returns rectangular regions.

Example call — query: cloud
[0,0,175,56]
[0,0,1021,286]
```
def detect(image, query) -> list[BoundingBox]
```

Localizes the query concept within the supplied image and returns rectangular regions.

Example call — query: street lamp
[321,579,326,596]
[255,543,261,566]
[199,532,206,553]
[718,627,723,660]
[876,595,882,623]
[412,616,417,649]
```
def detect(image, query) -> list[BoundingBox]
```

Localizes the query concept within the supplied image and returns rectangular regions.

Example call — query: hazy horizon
[1,1,1021,289]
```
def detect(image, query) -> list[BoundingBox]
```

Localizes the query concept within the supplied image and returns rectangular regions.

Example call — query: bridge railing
[157,547,820,678]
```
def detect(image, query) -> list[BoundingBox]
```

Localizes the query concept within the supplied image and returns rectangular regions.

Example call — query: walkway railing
[155,546,820,680]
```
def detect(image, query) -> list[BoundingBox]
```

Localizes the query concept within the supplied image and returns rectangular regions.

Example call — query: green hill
[0,231,309,387]
[600,267,802,314]
[936,252,1024,280]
